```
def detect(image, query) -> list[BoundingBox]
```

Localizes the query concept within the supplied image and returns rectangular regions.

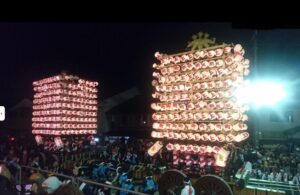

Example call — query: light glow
[235,81,287,106]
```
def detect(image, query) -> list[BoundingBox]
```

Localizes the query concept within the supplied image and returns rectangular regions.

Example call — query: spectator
[292,173,299,185]
[268,170,276,181]
[42,176,62,194]
[118,169,129,187]
[120,178,134,195]
[29,173,48,195]
[180,177,194,195]
[131,151,138,165]
[261,171,268,180]
[53,184,84,195]
[123,151,132,164]
[143,171,157,195]
[31,155,41,169]
[0,175,15,195]
[20,150,29,165]
[275,170,283,182]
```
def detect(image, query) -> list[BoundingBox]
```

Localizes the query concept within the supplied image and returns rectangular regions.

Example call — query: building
[254,105,300,143]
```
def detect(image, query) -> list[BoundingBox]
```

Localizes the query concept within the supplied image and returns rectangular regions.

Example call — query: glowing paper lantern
[147,141,163,156]
[214,148,230,167]
[54,137,63,149]
[35,135,43,145]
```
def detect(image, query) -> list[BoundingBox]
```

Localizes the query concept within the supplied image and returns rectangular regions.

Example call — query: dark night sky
[1,22,300,108]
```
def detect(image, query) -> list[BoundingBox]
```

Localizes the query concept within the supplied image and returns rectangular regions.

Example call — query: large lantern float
[32,72,98,151]
[150,33,250,176]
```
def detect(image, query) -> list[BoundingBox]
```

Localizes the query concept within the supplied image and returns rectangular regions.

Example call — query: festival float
[32,72,98,151]
[150,32,250,195]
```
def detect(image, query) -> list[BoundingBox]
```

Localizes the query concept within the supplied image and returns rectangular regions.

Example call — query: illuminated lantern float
[32,73,98,151]
[151,41,250,175]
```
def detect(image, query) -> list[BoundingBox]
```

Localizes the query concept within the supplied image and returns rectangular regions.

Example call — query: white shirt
[244,161,252,172]
[268,172,275,181]
[262,173,268,180]
[257,170,262,178]
[283,173,288,182]
[275,172,282,182]
[181,184,195,195]
[292,176,299,185]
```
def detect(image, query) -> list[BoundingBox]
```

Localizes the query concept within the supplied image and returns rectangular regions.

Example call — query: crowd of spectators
[1,134,300,194]
[0,136,171,195]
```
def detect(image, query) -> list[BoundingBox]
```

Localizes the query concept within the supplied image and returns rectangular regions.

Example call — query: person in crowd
[111,149,120,166]
[118,169,129,188]
[257,168,263,179]
[268,170,276,181]
[29,172,47,195]
[0,164,15,195]
[92,162,112,182]
[261,170,269,180]
[288,172,294,182]
[131,151,138,165]
[275,169,283,182]
[143,170,157,195]
[112,166,122,186]
[42,176,62,194]
[0,175,16,195]
[31,155,41,169]
[53,183,84,195]
[292,173,299,185]
[123,151,132,164]
[20,149,29,165]
[120,173,134,195]
[283,171,289,182]
[180,177,195,195]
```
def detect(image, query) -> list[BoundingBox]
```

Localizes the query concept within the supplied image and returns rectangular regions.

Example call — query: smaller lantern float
[32,72,98,152]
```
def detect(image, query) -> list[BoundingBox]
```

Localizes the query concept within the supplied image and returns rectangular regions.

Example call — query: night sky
[1,22,300,108]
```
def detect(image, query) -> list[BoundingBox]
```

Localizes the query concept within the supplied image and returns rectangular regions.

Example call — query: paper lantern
[54,137,63,148]
[35,135,43,145]
[148,141,163,156]
[214,148,230,167]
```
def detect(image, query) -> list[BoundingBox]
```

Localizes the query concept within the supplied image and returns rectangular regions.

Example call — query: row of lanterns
[155,78,243,92]
[167,143,224,153]
[151,100,248,112]
[152,90,234,101]
[154,69,247,85]
[152,122,247,131]
[151,131,249,142]
[33,96,97,105]
[154,57,249,76]
[32,130,97,135]
[33,75,62,86]
[152,111,248,121]
[33,110,97,117]
[32,123,97,129]
[34,89,97,99]
[33,103,97,110]
[32,117,97,122]
[154,45,244,66]
[34,84,97,93]
[173,148,230,168]
[33,75,98,87]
